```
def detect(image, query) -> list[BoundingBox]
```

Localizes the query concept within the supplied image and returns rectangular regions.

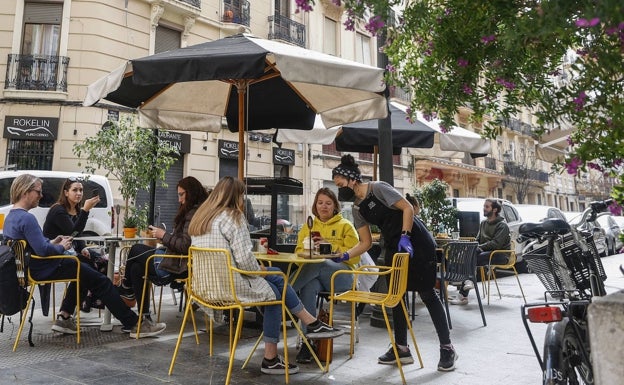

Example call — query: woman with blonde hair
[189,176,344,375]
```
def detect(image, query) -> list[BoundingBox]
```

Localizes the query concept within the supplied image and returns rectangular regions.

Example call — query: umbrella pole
[237,84,246,180]
[374,146,378,181]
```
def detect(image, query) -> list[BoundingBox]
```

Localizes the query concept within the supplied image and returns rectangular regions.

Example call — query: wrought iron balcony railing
[506,117,534,136]
[5,54,69,92]
[223,0,250,27]
[268,12,306,47]
[179,0,200,8]
[504,161,550,183]
[484,156,498,171]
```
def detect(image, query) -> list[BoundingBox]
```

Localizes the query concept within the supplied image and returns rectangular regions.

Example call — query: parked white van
[0,170,115,236]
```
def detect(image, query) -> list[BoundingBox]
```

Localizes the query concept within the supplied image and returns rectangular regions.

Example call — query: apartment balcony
[504,161,550,184]
[222,0,250,27]
[483,156,498,171]
[179,0,200,7]
[268,13,306,48]
[5,54,69,92]
[506,117,534,137]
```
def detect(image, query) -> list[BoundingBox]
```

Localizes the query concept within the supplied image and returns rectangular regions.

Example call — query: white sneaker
[449,295,468,306]
[462,280,474,291]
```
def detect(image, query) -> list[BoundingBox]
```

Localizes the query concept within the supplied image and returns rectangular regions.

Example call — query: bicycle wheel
[543,321,593,384]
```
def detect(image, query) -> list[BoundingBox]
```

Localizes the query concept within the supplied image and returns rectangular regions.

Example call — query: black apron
[358,192,437,291]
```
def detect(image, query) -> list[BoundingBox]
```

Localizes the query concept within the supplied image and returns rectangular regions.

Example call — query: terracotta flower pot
[123,227,137,239]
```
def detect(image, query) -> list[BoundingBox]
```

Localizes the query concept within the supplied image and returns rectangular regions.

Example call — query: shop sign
[218,139,239,159]
[159,131,190,154]
[273,148,295,165]
[3,116,58,140]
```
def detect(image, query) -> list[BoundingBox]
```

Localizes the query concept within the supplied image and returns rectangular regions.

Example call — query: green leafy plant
[123,203,149,230]
[122,213,138,229]
[73,115,178,223]
[298,0,624,207]
[415,179,458,233]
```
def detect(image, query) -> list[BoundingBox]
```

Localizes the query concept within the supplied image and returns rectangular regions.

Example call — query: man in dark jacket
[451,199,510,305]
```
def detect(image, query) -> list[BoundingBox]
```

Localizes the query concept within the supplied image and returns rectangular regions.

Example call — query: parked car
[595,214,623,255]
[612,216,624,253]
[563,211,608,257]
[449,197,527,272]
[0,170,115,236]
[515,204,566,223]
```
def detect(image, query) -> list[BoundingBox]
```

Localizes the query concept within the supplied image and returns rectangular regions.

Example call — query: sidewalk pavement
[1,254,623,385]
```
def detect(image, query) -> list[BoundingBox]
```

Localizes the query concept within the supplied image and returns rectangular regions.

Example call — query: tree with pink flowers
[297,1,623,209]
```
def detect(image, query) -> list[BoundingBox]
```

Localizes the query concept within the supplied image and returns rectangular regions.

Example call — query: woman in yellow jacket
[293,187,359,363]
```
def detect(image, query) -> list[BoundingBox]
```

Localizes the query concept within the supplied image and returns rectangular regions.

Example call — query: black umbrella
[335,104,435,155]
[84,34,388,179]
[276,101,491,180]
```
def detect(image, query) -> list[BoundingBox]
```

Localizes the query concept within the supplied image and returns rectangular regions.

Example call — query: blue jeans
[292,260,353,317]
[263,267,305,344]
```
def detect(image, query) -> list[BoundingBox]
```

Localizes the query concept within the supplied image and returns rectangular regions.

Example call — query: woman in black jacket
[118,176,208,320]
[43,177,101,259]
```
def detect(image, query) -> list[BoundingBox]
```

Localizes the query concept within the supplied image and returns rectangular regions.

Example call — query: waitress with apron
[331,154,458,372]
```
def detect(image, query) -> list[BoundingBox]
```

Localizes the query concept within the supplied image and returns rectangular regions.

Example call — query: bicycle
[519,200,611,385]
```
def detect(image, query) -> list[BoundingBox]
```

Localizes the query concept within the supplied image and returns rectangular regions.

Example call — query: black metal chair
[438,241,487,329]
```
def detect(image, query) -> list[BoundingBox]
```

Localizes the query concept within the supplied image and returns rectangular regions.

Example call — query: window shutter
[24,3,62,24]
[155,26,181,54]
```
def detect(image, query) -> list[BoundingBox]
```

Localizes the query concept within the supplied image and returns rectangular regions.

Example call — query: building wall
[0,0,379,212]
[0,1,604,214]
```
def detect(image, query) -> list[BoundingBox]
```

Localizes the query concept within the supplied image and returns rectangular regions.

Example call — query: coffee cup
[319,243,332,255]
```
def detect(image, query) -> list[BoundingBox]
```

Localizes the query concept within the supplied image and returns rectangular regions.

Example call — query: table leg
[100,240,118,331]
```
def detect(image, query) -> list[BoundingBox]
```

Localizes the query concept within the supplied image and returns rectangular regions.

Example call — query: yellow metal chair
[12,240,81,351]
[169,247,299,385]
[134,253,188,338]
[479,242,526,305]
[326,253,423,385]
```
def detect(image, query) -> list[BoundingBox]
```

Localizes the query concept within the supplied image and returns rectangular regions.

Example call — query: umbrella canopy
[335,103,435,155]
[275,101,491,180]
[276,102,491,157]
[83,34,387,179]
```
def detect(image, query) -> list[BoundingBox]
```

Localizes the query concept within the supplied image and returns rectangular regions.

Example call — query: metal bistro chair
[478,241,527,305]
[169,247,301,385]
[439,241,487,329]
[326,253,423,385]
[12,240,82,351]
[134,253,188,338]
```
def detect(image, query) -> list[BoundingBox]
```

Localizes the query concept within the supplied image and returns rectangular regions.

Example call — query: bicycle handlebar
[577,199,613,228]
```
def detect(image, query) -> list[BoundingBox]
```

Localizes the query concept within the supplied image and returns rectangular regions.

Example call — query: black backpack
[0,243,29,316]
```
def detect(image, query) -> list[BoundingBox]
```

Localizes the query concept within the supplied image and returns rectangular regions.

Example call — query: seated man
[3,174,165,338]
[451,198,510,305]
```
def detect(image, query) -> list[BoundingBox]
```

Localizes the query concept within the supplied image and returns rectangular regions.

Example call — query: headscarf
[332,163,362,182]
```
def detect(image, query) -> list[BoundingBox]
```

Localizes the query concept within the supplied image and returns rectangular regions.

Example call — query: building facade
[0,0,610,228]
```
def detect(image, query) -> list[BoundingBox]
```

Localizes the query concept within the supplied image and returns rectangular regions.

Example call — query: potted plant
[414,178,458,236]
[122,212,138,238]
[73,115,178,229]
